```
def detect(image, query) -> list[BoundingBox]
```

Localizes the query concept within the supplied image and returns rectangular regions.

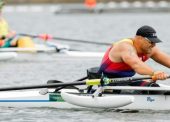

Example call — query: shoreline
[7,0,170,4]
[3,2,170,13]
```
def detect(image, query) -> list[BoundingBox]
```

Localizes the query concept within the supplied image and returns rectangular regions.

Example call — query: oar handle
[110,76,152,85]
[109,75,170,84]
[152,75,170,81]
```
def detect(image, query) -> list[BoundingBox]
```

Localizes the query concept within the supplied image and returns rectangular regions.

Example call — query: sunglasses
[144,37,155,45]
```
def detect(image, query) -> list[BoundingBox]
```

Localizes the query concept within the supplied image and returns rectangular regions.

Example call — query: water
[1,6,170,121]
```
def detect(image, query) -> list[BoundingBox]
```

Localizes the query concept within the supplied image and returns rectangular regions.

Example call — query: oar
[53,76,88,91]
[48,76,88,84]
[18,33,111,46]
[0,80,98,91]
[0,76,158,91]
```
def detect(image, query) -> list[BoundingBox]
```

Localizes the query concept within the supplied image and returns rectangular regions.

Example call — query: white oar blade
[63,50,104,57]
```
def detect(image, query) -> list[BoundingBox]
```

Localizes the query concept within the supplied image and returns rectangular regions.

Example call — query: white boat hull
[0,44,104,57]
[0,90,79,108]
[0,88,170,110]
[120,94,170,110]
[0,52,17,61]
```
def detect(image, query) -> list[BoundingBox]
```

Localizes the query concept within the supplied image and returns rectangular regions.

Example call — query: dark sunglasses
[144,37,155,45]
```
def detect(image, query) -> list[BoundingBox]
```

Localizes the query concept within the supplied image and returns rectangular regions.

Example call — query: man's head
[134,25,162,54]
[136,25,162,43]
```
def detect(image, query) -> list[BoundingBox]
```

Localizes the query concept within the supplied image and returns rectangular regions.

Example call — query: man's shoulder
[112,41,134,54]
[114,38,133,45]
[116,39,133,48]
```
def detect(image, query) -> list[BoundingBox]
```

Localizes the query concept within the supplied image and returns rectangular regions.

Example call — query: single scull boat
[0,83,169,110]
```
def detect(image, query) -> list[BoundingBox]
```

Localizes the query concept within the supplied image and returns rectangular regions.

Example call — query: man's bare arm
[151,47,170,68]
[120,43,154,75]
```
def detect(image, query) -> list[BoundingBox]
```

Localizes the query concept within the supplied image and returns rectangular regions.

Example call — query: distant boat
[0,52,17,61]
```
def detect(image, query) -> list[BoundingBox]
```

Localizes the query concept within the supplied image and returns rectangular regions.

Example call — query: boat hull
[0,52,17,61]
[120,94,170,110]
[0,45,104,57]
[0,90,79,108]
[0,89,170,110]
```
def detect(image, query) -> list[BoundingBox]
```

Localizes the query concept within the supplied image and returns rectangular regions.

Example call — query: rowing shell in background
[0,52,18,61]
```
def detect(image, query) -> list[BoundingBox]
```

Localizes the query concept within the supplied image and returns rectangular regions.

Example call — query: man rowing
[0,0,35,48]
[0,0,18,47]
[98,25,169,86]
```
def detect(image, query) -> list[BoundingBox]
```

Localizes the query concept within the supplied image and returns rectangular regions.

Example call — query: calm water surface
[0,7,170,122]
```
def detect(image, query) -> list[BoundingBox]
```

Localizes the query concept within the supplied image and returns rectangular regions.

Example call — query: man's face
[141,37,156,54]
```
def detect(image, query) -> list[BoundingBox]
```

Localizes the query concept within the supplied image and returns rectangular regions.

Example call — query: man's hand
[6,31,16,38]
[152,71,169,81]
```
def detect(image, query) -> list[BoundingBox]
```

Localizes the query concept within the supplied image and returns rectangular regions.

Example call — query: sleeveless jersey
[0,18,9,36]
[98,39,149,78]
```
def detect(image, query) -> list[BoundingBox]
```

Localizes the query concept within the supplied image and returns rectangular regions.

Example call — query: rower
[0,1,35,48]
[98,25,170,87]
[0,0,17,47]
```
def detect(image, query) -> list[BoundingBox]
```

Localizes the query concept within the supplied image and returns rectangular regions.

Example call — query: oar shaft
[18,33,37,38]
[86,76,153,85]
[52,37,111,45]
[103,76,170,85]
[18,33,111,46]
[1,76,168,91]
[0,82,86,91]
[54,76,88,92]
[110,76,152,84]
